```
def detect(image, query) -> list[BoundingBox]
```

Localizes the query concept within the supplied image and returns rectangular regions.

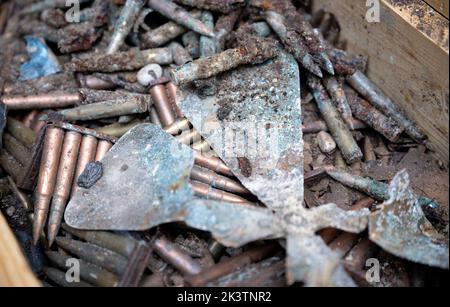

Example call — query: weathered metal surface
[368,170,449,269]
[176,51,303,212]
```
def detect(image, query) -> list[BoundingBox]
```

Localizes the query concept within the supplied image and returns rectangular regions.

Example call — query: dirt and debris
[0,0,448,288]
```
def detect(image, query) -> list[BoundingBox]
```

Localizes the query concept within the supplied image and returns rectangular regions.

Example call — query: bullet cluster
[0,0,448,288]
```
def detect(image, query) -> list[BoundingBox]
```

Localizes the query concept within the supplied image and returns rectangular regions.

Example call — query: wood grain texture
[313,0,449,164]
[0,212,41,287]
[424,0,449,18]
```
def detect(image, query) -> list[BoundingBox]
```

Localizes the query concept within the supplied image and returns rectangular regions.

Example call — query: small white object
[317,131,337,154]
[137,64,163,86]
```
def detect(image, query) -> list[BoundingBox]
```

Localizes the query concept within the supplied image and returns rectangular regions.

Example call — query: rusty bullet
[191,181,252,205]
[327,48,368,76]
[190,166,250,195]
[1,92,81,110]
[66,48,173,73]
[344,238,379,274]
[106,0,146,54]
[323,76,353,127]
[43,267,93,288]
[148,0,215,38]
[138,64,176,127]
[47,131,82,246]
[33,127,65,245]
[328,232,361,257]
[141,10,202,48]
[182,31,201,58]
[187,243,278,286]
[53,98,150,121]
[45,251,119,287]
[302,118,367,134]
[214,9,241,51]
[170,36,279,85]
[347,70,425,143]
[199,11,216,58]
[61,224,137,257]
[345,86,404,143]
[71,135,98,196]
[152,236,203,276]
[307,74,362,164]
[95,140,113,161]
[55,237,128,275]
[264,10,323,77]
[174,0,245,13]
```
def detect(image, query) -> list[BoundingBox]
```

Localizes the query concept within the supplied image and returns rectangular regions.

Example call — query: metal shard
[65,124,195,230]
[176,51,303,212]
[368,170,449,269]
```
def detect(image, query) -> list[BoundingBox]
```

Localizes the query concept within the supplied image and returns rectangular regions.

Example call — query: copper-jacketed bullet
[47,131,82,246]
[1,92,81,110]
[71,135,98,196]
[166,82,185,118]
[138,64,176,127]
[150,107,162,127]
[148,0,215,38]
[33,127,65,245]
[194,152,233,177]
[190,166,250,195]
[95,140,113,161]
[152,236,203,276]
[191,181,252,205]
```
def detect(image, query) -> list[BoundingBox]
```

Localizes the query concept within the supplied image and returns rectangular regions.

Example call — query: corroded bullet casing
[307,75,362,164]
[164,117,191,135]
[363,137,376,162]
[215,9,241,51]
[95,121,142,138]
[3,133,31,166]
[33,127,65,245]
[46,251,119,287]
[106,0,146,54]
[43,267,93,287]
[0,150,25,183]
[56,237,128,275]
[77,74,115,90]
[174,0,245,13]
[347,70,425,143]
[71,135,98,196]
[95,140,113,161]
[302,118,367,134]
[47,131,82,246]
[7,117,36,148]
[182,31,200,58]
[169,42,193,66]
[345,86,404,143]
[317,131,336,154]
[170,36,279,85]
[166,82,185,118]
[323,76,353,127]
[199,11,216,58]
[148,0,215,38]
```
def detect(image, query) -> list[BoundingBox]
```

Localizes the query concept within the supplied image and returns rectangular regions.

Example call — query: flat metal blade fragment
[369,170,449,269]
[176,51,303,212]
[65,124,196,230]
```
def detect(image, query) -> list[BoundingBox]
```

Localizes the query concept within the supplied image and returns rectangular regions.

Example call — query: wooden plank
[0,212,41,287]
[424,0,449,18]
[313,0,449,165]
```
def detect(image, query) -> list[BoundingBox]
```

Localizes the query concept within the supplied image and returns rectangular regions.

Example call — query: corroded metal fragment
[368,170,449,269]
[176,51,303,212]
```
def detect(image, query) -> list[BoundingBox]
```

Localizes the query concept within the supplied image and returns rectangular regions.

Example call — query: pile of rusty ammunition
[0,0,448,287]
